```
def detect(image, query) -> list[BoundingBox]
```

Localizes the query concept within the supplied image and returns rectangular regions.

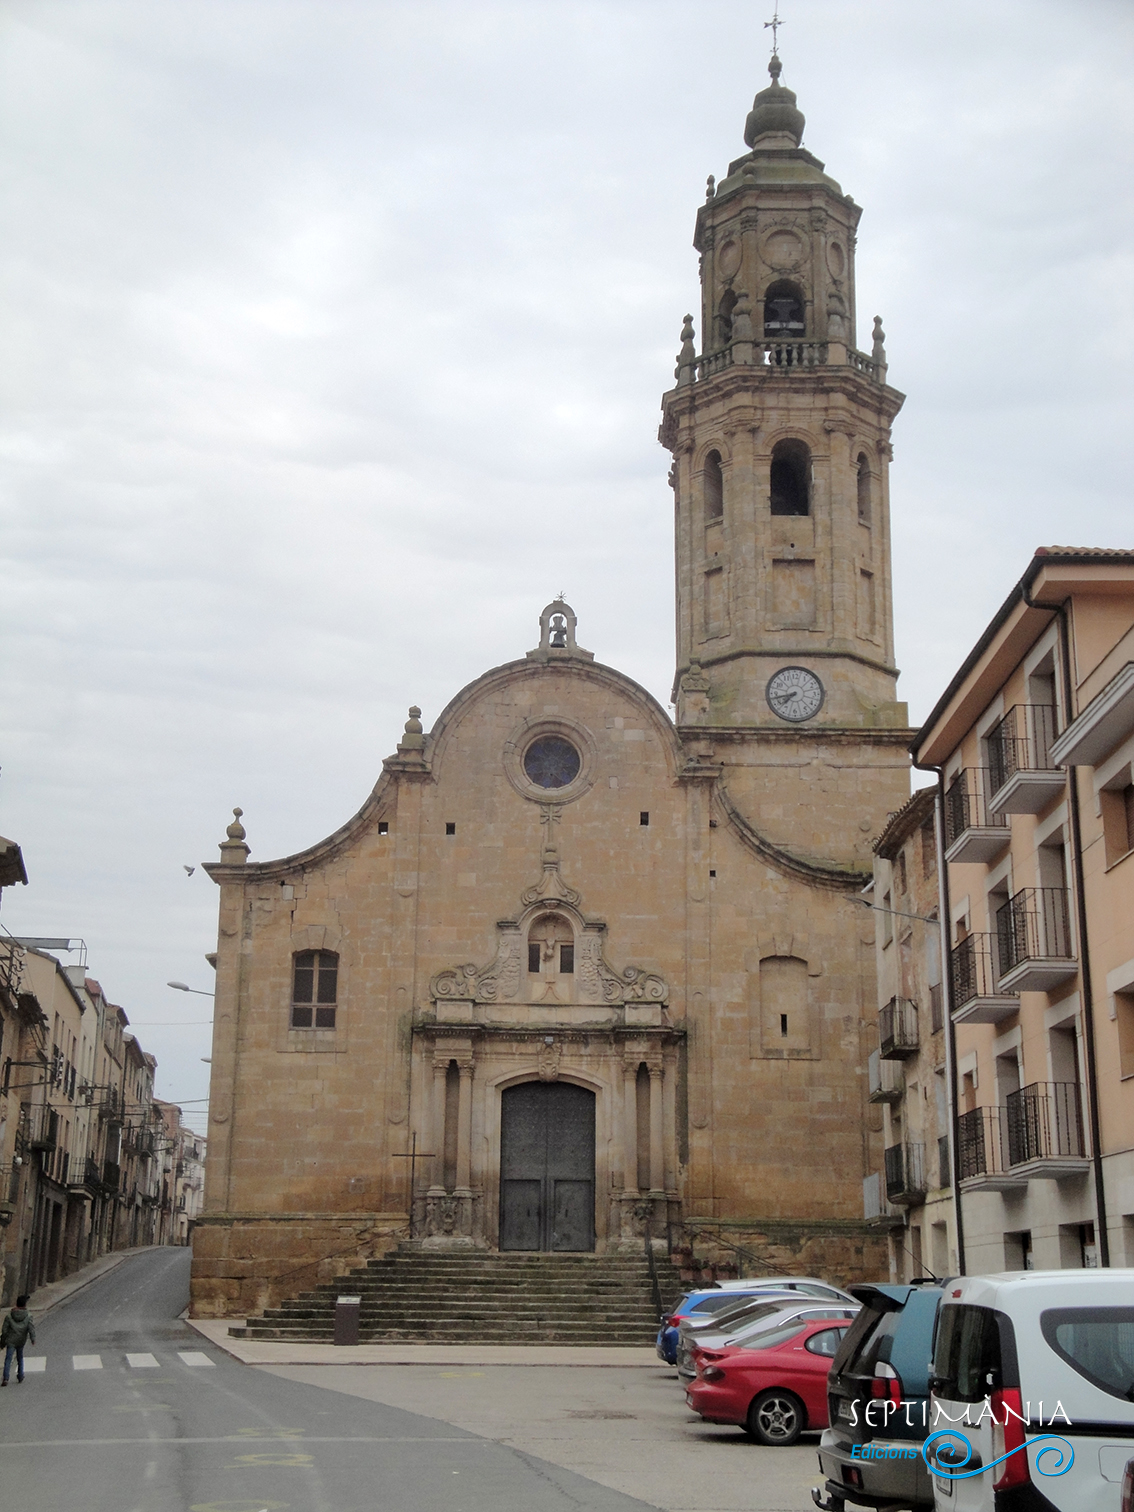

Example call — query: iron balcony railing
[958,1105,1003,1181]
[987,704,1058,794]
[944,768,1009,848]
[996,888,1073,976]
[958,1084,1086,1181]
[884,1142,926,1204]
[879,997,919,1059]
[21,1103,58,1151]
[867,1049,903,1103]
[1006,1082,1085,1166]
[952,933,1019,1007]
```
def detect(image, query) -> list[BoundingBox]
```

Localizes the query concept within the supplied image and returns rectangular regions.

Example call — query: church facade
[192,59,913,1317]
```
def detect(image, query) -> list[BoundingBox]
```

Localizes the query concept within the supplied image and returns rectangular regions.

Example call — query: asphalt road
[0,1247,661,1512]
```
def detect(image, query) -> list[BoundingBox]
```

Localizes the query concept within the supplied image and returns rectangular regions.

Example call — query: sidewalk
[186,1316,663,1369]
[25,1245,154,1317]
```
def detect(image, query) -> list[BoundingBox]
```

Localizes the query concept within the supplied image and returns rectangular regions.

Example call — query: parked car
[927,1269,1134,1512]
[656,1285,798,1365]
[686,1316,854,1445]
[713,1276,859,1304]
[679,1299,860,1382]
[813,1280,943,1512]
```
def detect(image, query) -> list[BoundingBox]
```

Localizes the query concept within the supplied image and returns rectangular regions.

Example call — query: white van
[928,1270,1134,1512]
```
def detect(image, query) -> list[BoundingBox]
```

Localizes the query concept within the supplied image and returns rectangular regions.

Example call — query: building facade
[913,549,1134,1271]
[864,787,958,1280]
[192,57,915,1318]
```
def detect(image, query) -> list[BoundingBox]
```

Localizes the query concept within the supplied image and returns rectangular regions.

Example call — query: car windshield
[737,1320,807,1351]
[688,1292,762,1317]
[726,1306,853,1343]
[693,1298,793,1332]
[1041,1308,1134,1403]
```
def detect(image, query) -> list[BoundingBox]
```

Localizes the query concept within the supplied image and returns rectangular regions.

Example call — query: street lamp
[167,981,215,997]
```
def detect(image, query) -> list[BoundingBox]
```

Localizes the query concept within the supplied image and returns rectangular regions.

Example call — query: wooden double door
[499,1082,595,1252]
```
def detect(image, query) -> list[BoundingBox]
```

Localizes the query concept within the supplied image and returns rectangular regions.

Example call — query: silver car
[677,1299,860,1381]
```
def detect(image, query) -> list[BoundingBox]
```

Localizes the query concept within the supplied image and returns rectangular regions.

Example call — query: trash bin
[334,1294,361,1346]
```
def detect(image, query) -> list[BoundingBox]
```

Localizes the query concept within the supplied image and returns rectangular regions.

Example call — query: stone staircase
[234,1249,685,1345]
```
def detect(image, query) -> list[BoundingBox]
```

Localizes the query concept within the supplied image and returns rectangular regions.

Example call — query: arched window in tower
[717,289,738,348]
[703,450,724,522]
[770,439,811,517]
[856,453,872,526]
[763,280,805,337]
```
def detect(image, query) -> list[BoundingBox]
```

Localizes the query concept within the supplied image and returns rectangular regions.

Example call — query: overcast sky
[1,0,1131,1124]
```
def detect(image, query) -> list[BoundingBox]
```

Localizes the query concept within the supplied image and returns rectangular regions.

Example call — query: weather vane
[764,5,783,55]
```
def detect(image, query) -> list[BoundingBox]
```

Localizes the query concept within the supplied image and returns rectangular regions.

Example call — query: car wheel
[745,1388,804,1446]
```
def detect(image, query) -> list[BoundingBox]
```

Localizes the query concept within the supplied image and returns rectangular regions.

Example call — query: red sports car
[685,1315,852,1446]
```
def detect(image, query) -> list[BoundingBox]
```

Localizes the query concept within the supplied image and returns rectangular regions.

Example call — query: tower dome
[743,55,805,148]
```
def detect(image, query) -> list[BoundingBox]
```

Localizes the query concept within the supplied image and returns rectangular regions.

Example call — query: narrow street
[0,1248,664,1512]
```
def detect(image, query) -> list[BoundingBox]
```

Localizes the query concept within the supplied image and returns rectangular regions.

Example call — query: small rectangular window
[445,821,456,835]
[378,821,388,835]
[640,812,649,827]
[560,944,574,974]
[291,949,338,1030]
[780,1014,788,1038]
[528,942,541,974]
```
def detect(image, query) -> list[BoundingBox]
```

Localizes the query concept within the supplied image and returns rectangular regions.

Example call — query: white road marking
[126,1353,160,1369]
[72,1355,102,1371]
[21,1357,46,1373]
[176,1352,215,1368]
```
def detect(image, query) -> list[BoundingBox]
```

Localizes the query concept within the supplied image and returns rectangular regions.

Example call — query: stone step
[238,1249,680,1345]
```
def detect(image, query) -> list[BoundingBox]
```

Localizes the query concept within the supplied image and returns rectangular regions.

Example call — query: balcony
[986,705,1065,815]
[995,888,1077,993]
[867,1049,902,1104]
[944,769,1010,863]
[957,1084,1089,1188]
[957,1106,1027,1191]
[884,1142,926,1205]
[22,1104,59,1152]
[951,934,1020,1024]
[1005,1081,1090,1179]
[102,1160,121,1193]
[879,997,919,1060]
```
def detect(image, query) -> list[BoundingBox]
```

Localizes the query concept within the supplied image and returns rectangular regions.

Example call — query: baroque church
[192,56,913,1316]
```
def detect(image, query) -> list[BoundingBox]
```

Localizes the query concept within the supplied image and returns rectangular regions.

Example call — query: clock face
[523,736,582,789]
[766,666,824,723]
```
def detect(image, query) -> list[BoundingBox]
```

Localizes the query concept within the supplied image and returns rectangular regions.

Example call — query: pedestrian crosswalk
[11,1350,219,1375]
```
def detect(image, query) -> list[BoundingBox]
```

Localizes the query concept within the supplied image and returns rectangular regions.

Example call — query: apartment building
[865,787,958,1279]
[912,547,1134,1270]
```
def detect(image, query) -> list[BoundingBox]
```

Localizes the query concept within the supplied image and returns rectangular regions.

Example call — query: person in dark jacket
[1,1295,36,1384]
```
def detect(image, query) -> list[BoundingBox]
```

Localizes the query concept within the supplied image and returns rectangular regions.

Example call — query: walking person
[1,1295,36,1385]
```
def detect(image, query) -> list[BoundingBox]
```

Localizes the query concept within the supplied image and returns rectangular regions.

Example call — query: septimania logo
[847,1399,1074,1483]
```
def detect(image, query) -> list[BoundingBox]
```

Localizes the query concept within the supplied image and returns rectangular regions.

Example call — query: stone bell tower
[661,54,908,734]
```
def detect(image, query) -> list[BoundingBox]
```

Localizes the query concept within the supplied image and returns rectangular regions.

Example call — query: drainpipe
[1023,587,1110,1266]
[913,758,966,1275]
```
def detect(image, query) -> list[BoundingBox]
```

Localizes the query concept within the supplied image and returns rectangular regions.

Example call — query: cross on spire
[764,5,783,57]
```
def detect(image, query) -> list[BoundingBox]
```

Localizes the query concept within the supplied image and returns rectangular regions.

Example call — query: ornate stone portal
[416,838,679,1249]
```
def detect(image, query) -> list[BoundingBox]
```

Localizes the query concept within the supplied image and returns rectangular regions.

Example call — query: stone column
[455,1060,473,1192]
[649,1064,665,1194]
[454,1058,475,1243]
[430,1058,449,1190]
[622,1061,639,1194]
